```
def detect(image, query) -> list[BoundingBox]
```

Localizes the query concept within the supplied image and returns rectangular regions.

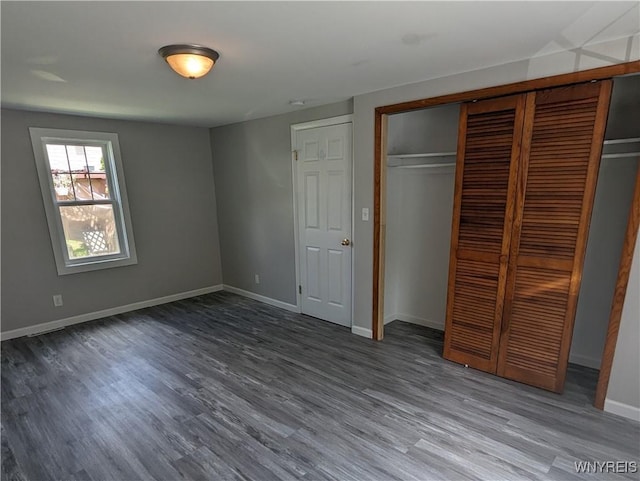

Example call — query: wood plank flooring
[2,291,639,481]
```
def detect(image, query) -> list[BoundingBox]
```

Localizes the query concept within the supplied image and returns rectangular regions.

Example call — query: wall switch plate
[53,294,63,307]
[362,208,369,221]
[254,274,260,284]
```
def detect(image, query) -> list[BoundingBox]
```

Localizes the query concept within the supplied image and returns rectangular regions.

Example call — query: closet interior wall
[384,104,459,330]
[570,74,640,369]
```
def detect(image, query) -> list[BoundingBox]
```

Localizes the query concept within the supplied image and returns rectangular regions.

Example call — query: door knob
[341,238,351,246]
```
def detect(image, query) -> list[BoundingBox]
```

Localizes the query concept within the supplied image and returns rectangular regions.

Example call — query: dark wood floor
[2,292,639,481]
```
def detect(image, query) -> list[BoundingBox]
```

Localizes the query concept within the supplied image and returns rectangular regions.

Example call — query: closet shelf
[602,152,640,159]
[602,137,640,159]
[387,152,457,159]
[387,152,457,169]
[388,162,455,169]
[603,137,640,145]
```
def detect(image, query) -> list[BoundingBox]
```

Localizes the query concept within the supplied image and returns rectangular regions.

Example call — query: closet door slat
[443,95,525,372]
[497,81,613,392]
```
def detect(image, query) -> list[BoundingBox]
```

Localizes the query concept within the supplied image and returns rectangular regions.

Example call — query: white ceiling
[1,1,638,127]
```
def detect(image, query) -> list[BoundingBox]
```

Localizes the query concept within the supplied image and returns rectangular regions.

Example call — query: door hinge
[298,285,302,294]
[293,150,299,161]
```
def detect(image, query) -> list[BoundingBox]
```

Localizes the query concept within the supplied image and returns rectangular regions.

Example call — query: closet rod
[388,162,456,169]
[603,137,640,145]
[386,152,457,159]
[601,152,640,159]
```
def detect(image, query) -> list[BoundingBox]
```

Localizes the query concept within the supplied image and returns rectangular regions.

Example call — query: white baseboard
[604,398,640,422]
[387,313,445,331]
[351,326,373,339]
[0,285,224,341]
[384,314,396,325]
[568,352,601,369]
[222,285,299,313]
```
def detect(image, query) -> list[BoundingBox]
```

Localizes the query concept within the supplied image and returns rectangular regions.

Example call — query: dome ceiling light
[158,44,220,79]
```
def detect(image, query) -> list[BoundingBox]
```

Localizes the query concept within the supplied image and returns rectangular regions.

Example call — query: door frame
[371,61,640,407]
[291,114,354,323]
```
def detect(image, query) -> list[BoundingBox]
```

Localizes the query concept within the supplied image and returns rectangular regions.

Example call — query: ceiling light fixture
[158,44,220,79]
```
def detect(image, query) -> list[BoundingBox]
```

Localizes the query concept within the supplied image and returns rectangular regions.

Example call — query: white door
[295,122,352,327]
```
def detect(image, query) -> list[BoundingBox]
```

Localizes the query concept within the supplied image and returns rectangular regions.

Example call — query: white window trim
[29,128,138,275]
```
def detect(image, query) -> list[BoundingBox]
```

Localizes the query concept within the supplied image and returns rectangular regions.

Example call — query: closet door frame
[371,61,640,406]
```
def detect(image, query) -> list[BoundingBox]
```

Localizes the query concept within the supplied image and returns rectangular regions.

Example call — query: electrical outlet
[53,294,63,307]
[362,208,369,221]
[255,274,260,284]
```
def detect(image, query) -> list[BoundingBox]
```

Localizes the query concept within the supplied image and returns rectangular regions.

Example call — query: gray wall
[209,100,353,305]
[1,109,223,333]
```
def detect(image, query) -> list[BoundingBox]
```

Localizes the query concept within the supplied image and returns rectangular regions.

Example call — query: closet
[443,80,612,392]
[379,69,639,405]
[384,104,459,333]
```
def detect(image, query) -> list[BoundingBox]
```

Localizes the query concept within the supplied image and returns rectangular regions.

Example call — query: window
[29,128,137,275]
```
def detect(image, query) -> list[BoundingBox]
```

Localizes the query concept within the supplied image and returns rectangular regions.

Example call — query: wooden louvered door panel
[497,81,613,392]
[443,95,525,372]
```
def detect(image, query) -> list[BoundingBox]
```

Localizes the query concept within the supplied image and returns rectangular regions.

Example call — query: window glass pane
[66,145,87,172]
[88,173,110,199]
[59,205,121,259]
[70,173,93,200]
[83,146,111,199]
[46,144,70,172]
[52,173,76,201]
[85,146,105,173]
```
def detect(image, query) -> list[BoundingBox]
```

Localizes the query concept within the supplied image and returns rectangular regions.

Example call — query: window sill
[56,254,138,276]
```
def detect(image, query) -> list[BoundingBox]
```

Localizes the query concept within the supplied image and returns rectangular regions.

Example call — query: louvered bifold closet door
[497,81,613,392]
[443,95,525,372]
